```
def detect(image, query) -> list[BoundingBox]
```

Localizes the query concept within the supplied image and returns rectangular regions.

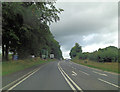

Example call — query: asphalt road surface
[2,60,120,91]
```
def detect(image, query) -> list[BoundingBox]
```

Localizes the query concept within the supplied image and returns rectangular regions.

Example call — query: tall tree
[2,2,63,61]
[69,43,82,59]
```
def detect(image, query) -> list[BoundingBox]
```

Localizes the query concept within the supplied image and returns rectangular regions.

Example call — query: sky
[50,1,118,59]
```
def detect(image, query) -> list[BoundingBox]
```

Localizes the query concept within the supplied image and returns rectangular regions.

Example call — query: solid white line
[98,78,120,88]
[2,63,49,90]
[93,71,107,76]
[1,67,38,90]
[8,67,40,90]
[79,70,89,75]
[58,66,76,91]
[59,65,83,91]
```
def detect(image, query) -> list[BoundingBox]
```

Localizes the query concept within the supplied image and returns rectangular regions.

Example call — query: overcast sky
[50,1,118,59]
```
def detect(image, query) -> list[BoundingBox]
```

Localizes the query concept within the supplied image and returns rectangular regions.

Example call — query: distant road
[2,60,119,91]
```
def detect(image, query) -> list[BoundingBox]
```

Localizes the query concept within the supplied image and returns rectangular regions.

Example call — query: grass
[2,57,54,76]
[72,59,119,74]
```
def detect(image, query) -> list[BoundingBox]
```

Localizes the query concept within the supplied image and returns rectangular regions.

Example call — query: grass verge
[2,57,55,76]
[72,59,119,74]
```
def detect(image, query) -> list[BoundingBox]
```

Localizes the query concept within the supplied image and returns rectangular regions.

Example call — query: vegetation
[69,43,82,58]
[2,57,54,76]
[70,43,119,63]
[70,43,119,73]
[72,59,119,73]
[2,2,64,61]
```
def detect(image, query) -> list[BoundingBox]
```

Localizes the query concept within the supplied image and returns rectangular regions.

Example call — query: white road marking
[93,71,107,76]
[72,61,119,75]
[58,63,83,91]
[3,63,49,91]
[72,71,77,76]
[79,70,89,75]
[1,67,39,90]
[98,78,120,88]
[7,67,40,91]
[58,66,76,91]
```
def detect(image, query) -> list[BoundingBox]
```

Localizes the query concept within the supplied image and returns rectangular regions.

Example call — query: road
[2,60,119,91]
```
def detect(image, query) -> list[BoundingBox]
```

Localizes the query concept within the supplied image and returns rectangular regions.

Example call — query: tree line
[70,43,119,62]
[2,2,63,61]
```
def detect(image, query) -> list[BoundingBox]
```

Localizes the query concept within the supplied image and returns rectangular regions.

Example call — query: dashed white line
[98,78,120,88]
[79,70,89,75]
[93,71,107,76]
[72,71,77,76]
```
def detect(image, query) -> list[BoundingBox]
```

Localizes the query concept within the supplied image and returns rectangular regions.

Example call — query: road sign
[50,54,54,59]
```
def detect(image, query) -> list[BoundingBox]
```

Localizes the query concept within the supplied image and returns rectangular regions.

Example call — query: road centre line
[58,66,76,91]
[79,70,89,75]
[59,66,83,91]
[98,78,120,88]
[93,71,107,76]
[58,62,83,91]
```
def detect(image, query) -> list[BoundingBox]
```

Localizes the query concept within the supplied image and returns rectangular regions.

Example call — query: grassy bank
[72,59,119,74]
[2,57,54,76]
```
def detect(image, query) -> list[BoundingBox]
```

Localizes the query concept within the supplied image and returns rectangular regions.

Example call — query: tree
[2,2,24,60]
[2,2,64,61]
[69,44,118,62]
[69,43,82,59]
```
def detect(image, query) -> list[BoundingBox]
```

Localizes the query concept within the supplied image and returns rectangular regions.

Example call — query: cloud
[50,2,118,58]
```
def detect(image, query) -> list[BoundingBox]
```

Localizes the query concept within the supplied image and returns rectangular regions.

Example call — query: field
[72,59,119,74]
[2,57,54,76]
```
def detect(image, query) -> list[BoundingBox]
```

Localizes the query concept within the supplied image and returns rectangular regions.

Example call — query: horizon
[50,2,118,59]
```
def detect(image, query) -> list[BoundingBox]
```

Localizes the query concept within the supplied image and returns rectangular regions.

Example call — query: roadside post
[13,55,18,60]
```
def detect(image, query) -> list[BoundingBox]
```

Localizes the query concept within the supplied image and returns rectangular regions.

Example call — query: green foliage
[70,44,119,62]
[69,43,82,58]
[2,58,54,76]
[88,46,118,62]
[118,48,120,63]
[2,2,63,60]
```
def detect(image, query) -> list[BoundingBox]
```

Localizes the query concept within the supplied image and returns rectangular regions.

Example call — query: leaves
[69,43,82,58]
[2,2,64,60]
[70,45,118,62]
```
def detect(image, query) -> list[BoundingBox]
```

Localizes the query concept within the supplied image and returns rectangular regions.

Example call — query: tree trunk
[2,44,5,61]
